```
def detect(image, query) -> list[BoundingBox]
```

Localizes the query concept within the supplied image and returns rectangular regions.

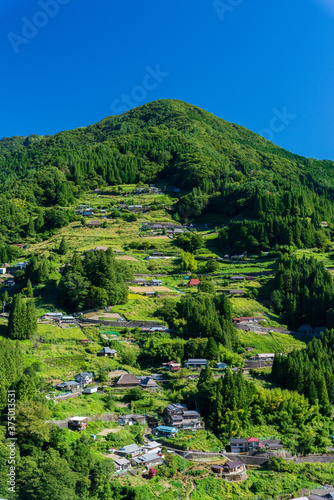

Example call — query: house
[132,278,148,286]
[229,437,283,453]
[166,403,188,417]
[117,444,142,458]
[260,439,283,450]
[216,362,228,369]
[146,255,172,260]
[189,279,200,286]
[140,377,158,391]
[43,312,64,320]
[114,458,131,471]
[75,372,93,386]
[163,360,181,372]
[154,425,178,437]
[212,461,247,481]
[246,437,261,451]
[97,347,117,357]
[114,373,140,388]
[233,317,263,324]
[141,441,161,455]
[0,268,6,275]
[250,353,275,361]
[150,279,163,286]
[230,438,247,453]
[83,211,94,216]
[144,291,155,296]
[169,410,201,430]
[68,417,88,431]
[83,387,98,394]
[88,221,102,227]
[131,452,164,468]
[94,246,108,251]
[117,414,146,426]
[184,359,207,368]
[229,290,245,296]
[61,315,76,323]
[169,411,201,430]
[166,404,201,430]
[298,324,314,334]
[56,380,80,391]
[114,250,123,254]
[314,326,326,334]
[230,275,245,281]
[149,326,168,332]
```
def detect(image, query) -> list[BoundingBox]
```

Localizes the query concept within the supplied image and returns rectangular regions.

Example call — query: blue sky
[1,0,334,159]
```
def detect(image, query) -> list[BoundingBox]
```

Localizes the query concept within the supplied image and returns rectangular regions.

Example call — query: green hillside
[1,101,334,500]
[1,99,334,253]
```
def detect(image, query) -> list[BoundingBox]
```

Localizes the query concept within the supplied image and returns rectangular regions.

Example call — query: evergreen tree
[26,299,37,336]
[8,294,27,340]
[26,279,33,298]
[206,337,219,360]
[58,236,69,255]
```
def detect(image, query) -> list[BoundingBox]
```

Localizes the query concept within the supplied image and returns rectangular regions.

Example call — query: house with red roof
[230,437,283,453]
[188,279,200,286]
[246,437,262,452]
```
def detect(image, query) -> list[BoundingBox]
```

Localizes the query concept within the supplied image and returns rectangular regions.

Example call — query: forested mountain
[1,99,334,248]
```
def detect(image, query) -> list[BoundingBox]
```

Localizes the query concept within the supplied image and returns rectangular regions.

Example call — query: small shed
[189,279,200,286]
[68,417,88,431]
[83,387,98,394]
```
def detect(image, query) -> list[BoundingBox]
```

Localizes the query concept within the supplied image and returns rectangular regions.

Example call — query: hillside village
[0,179,333,500]
[1,99,334,499]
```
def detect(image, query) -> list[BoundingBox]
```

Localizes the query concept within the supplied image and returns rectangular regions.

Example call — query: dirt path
[187,480,196,499]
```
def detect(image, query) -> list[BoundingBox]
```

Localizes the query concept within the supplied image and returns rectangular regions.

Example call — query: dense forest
[268,254,334,329]
[271,330,334,415]
[1,100,334,249]
[196,365,334,453]
[157,292,238,350]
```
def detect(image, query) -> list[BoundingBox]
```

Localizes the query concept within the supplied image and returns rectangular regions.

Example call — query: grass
[164,429,224,452]
[238,330,307,355]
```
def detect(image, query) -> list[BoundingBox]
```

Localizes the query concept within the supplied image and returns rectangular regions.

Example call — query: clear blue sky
[1,0,334,159]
